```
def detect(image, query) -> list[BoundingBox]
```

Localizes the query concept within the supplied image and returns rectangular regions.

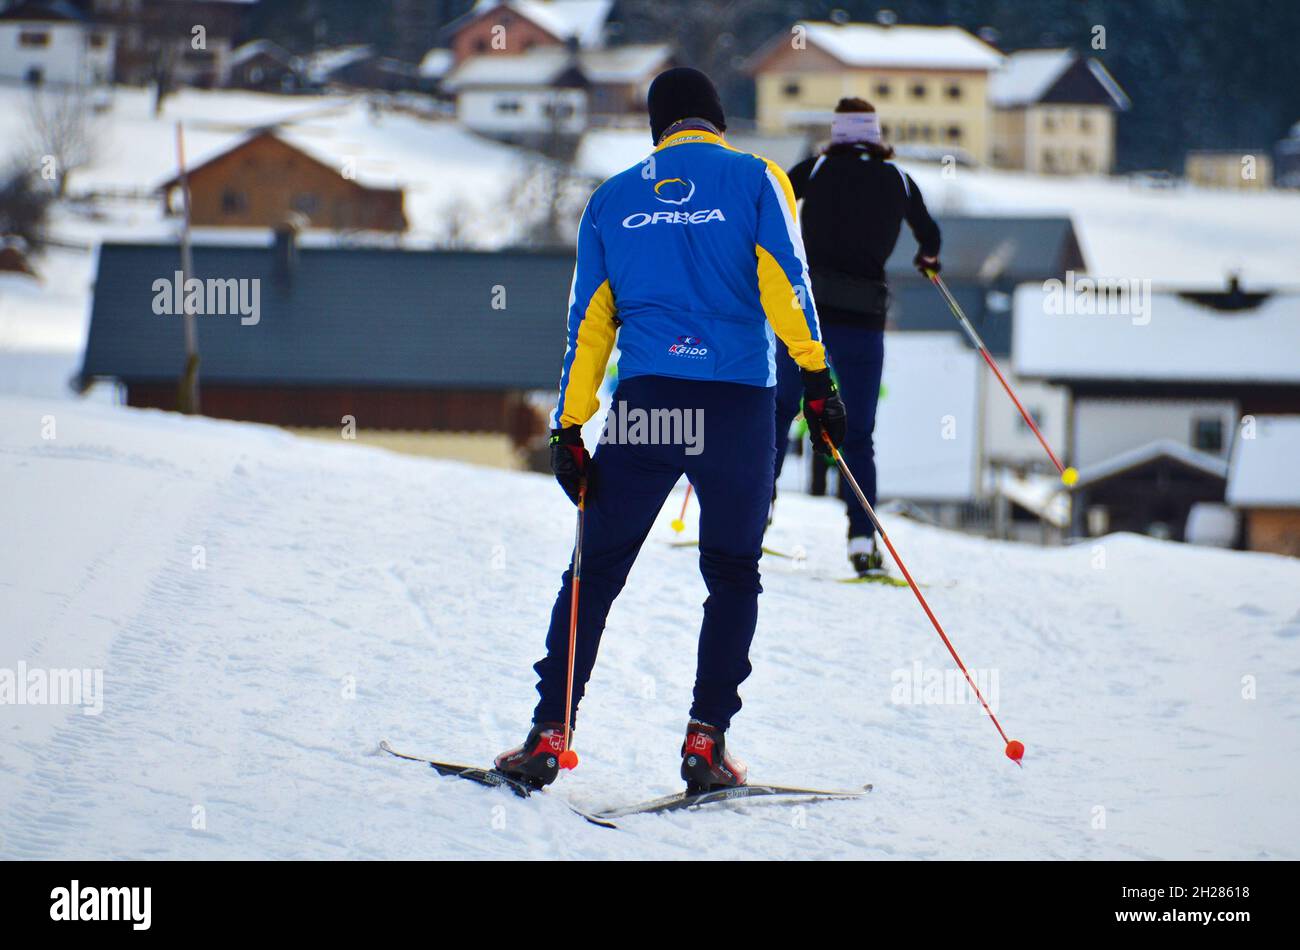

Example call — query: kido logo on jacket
[668,335,709,358]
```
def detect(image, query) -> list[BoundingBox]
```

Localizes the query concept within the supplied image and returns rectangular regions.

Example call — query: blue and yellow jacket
[551,128,827,428]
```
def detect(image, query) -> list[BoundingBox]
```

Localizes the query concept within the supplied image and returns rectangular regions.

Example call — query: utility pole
[175,121,200,414]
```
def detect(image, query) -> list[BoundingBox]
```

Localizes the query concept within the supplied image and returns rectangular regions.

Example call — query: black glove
[802,368,847,451]
[914,252,940,277]
[549,425,591,505]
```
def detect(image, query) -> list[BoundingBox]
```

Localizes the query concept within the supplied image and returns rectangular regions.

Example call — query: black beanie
[647,67,726,144]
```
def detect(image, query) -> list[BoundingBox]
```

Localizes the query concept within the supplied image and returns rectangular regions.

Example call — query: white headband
[830,112,882,146]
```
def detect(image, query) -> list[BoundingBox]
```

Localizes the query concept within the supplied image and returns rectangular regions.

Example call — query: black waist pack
[808,267,890,317]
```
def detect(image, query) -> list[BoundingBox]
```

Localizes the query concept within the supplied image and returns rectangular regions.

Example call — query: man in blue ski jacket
[494,68,846,792]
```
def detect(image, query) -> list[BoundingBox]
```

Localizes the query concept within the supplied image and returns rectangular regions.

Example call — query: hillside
[2,395,1297,859]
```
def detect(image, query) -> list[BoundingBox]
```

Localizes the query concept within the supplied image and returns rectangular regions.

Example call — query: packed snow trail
[1,396,1298,859]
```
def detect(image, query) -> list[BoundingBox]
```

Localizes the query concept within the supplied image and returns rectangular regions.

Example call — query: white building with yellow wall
[989,49,1129,175]
[749,21,1004,164]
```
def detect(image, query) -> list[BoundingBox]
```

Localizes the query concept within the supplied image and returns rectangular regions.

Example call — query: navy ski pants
[532,375,776,731]
[774,324,885,539]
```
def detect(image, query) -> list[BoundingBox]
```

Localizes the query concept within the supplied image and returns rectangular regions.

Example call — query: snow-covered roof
[990,49,1129,110]
[989,49,1075,107]
[1074,439,1229,488]
[579,44,672,84]
[1083,59,1130,110]
[1013,285,1300,384]
[418,48,454,80]
[229,39,296,68]
[305,46,373,83]
[444,44,669,91]
[994,469,1071,527]
[443,47,573,89]
[467,0,611,49]
[797,21,1004,71]
[1227,416,1300,507]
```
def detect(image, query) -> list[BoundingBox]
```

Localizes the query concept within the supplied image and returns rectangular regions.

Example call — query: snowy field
[2,394,1298,860]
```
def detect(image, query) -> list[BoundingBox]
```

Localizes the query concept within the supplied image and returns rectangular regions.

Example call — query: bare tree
[26,86,99,197]
[503,156,591,249]
[0,162,54,252]
[434,197,477,250]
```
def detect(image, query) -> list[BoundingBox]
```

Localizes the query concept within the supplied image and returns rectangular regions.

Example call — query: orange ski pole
[671,482,693,533]
[926,269,1076,487]
[823,433,1024,765]
[558,481,585,771]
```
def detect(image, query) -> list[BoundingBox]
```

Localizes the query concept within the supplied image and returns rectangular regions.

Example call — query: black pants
[532,375,776,730]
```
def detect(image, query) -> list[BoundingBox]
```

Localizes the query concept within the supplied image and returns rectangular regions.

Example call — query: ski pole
[924,269,1076,488]
[559,481,585,771]
[822,433,1025,765]
[670,482,693,533]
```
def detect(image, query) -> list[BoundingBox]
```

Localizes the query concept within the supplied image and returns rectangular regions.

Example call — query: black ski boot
[494,722,565,789]
[680,720,747,793]
[848,535,886,578]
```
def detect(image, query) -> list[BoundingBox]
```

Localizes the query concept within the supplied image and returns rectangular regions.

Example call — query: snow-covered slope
[1,395,1298,859]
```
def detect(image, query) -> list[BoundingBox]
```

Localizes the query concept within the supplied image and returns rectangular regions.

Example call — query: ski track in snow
[1,395,1298,859]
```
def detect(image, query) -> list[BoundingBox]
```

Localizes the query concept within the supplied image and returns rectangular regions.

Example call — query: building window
[782,80,801,98]
[1043,113,1057,132]
[910,80,927,99]
[1079,151,1093,170]
[1043,150,1057,171]
[20,30,51,47]
[496,99,521,114]
[880,122,891,139]
[1015,408,1045,433]
[875,81,891,98]
[946,125,962,142]
[945,82,962,100]
[220,189,246,214]
[291,193,319,216]
[1080,114,1093,133]
[89,32,107,50]
[1193,417,1225,454]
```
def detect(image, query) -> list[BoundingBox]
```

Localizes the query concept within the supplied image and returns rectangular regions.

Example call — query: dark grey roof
[885,215,1084,283]
[81,242,572,391]
[883,215,1083,356]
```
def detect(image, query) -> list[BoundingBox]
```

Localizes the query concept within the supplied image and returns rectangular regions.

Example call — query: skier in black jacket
[773,97,941,576]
